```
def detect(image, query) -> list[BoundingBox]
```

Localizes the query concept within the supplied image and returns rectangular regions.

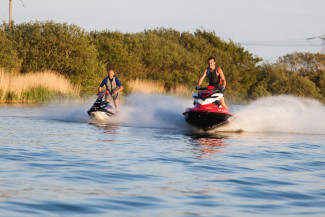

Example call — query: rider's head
[207,57,216,68]
[107,69,115,78]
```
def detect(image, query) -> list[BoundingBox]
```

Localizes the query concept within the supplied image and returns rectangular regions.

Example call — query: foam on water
[115,93,189,129]
[40,94,325,134]
[116,94,325,134]
[40,94,190,129]
[218,95,325,134]
[40,100,92,123]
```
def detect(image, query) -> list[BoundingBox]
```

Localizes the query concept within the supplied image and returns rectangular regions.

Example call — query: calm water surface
[1,95,325,216]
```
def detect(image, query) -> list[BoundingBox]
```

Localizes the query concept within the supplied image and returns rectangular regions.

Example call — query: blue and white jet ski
[87,91,115,122]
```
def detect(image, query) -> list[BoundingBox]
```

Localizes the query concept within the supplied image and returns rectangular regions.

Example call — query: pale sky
[1,0,324,62]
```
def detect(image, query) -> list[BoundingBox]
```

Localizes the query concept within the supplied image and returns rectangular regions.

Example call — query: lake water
[1,94,325,217]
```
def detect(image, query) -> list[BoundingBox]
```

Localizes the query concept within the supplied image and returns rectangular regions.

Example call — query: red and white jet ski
[183,86,232,130]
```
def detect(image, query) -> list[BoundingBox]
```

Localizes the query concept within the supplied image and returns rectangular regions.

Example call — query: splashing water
[40,101,91,123]
[40,94,190,129]
[115,94,189,129]
[218,95,325,134]
[40,94,325,135]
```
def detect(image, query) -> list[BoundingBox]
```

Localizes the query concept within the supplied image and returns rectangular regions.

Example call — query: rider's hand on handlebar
[195,86,200,90]
[221,87,225,92]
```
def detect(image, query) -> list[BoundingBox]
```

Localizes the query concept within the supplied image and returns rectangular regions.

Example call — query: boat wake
[40,94,325,135]
[40,94,190,129]
[115,94,189,129]
[216,95,325,135]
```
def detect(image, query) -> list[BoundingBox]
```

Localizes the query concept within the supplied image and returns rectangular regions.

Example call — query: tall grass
[0,68,79,103]
[170,85,193,97]
[127,79,165,94]
[127,78,192,96]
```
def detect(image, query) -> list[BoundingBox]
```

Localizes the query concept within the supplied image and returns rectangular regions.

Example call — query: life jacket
[207,67,223,90]
[105,77,118,95]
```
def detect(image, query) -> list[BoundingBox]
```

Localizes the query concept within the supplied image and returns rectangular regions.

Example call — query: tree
[2,21,105,94]
[277,52,325,99]
[0,27,21,70]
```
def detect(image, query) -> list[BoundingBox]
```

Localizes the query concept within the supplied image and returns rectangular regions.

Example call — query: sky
[1,0,324,62]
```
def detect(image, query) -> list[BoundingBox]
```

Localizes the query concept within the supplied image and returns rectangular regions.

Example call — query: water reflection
[189,133,229,159]
[89,123,120,142]
[89,123,119,133]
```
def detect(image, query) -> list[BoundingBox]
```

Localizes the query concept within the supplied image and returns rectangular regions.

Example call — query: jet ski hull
[87,91,115,122]
[87,104,115,122]
[183,105,232,130]
[184,87,232,130]
[88,110,114,122]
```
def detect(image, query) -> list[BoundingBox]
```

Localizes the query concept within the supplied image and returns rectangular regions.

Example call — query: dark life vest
[207,67,223,90]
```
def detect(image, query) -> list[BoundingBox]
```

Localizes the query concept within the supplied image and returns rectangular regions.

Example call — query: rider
[196,57,229,111]
[98,69,123,111]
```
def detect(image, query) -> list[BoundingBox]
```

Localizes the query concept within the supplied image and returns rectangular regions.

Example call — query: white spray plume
[218,95,325,134]
[40,94,325,135]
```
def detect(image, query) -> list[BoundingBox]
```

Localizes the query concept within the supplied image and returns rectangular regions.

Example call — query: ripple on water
[1,105,325,217]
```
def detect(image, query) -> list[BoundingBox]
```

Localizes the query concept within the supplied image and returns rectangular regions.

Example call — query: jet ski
[183,86,232,130]
[87,90,115,122]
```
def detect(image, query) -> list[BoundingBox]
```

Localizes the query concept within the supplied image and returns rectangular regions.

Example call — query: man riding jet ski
[87,90,115,122]
[183,56,231,129]
[197,56,229,110]
[183,86,232,130]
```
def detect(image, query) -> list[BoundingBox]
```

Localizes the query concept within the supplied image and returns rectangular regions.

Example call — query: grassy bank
[0,69,79,103]
[0,69,192,104]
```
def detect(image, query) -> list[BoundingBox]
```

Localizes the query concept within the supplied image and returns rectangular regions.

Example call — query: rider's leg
[220,97,229,111]
[105,94,109,102]
[113,99,119,111]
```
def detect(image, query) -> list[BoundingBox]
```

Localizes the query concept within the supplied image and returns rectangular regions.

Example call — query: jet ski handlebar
[195,86,222,93]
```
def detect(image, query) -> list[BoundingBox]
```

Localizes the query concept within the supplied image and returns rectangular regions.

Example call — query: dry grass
[0,69,192,103]
[128,79,166,94]
[0,68,79,103]
[170,84,192,96]
[127,78,192,96]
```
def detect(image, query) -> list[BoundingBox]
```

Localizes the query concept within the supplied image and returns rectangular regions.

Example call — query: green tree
[91,31,144,81]
[0,27,21,70]
[277,52,325,99]
[251,62,323,101]
[2,21,105,94]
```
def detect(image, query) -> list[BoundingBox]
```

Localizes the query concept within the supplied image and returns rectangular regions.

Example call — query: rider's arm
[218,67,226,88]
[115,86,123,94]
[114,78,123,94]
[98,78,107,94]
[197,69,208,86]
